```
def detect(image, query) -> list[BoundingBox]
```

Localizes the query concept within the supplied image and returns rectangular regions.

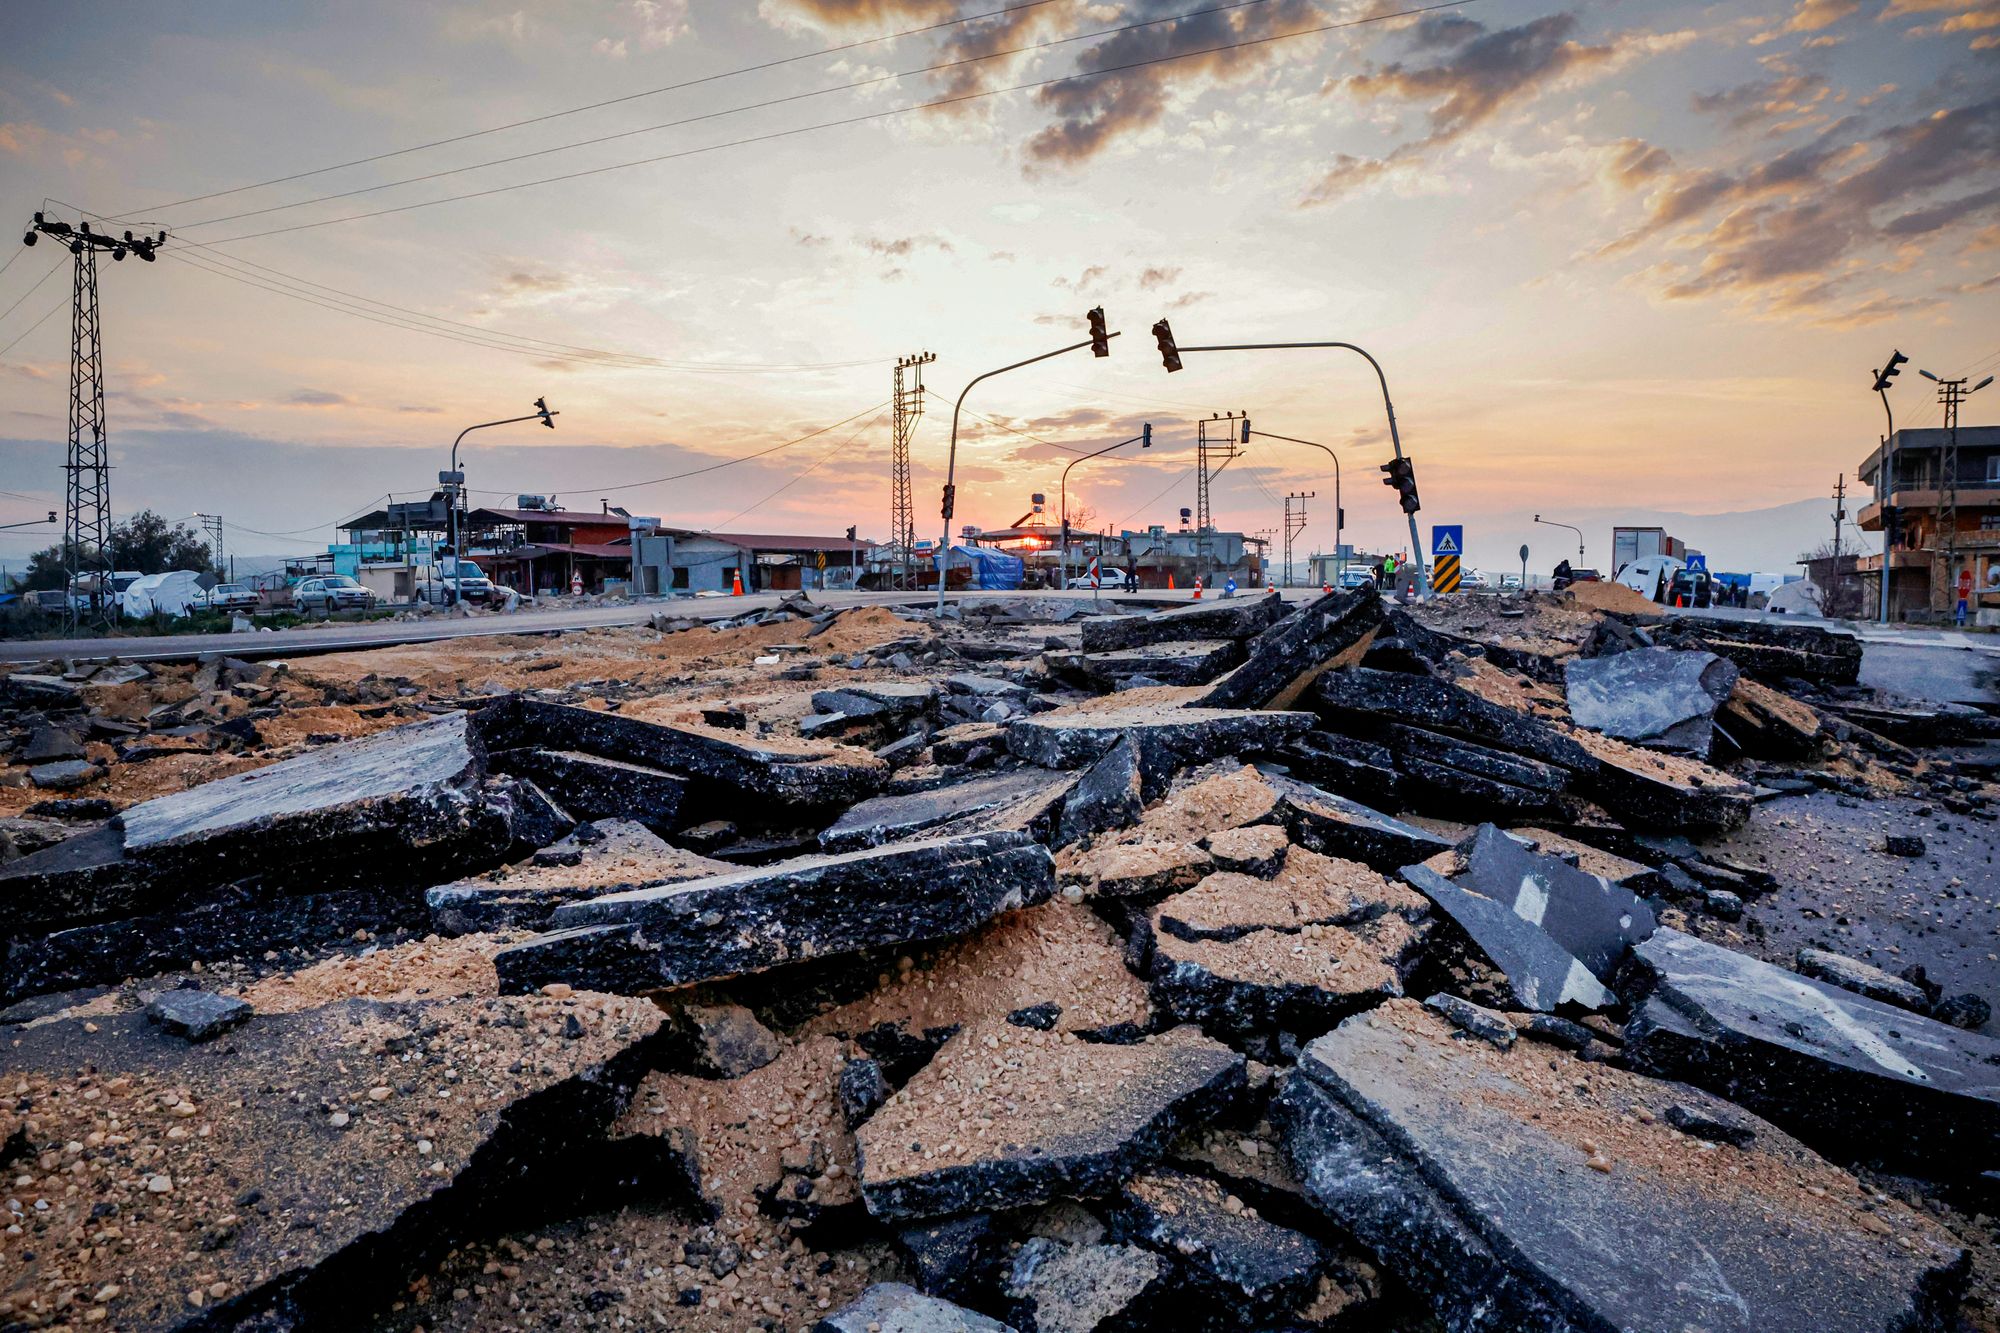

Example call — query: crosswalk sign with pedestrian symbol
[1431,526,1463,593]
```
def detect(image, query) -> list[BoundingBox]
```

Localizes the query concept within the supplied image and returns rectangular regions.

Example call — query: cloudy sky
[0,0,1994,574]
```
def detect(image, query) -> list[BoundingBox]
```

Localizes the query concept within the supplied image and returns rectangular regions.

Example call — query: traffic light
[1380,456,1420,515]
[941,483,956,521]
[1087,307,1109,358]
[1152,319,1181,373]
[846,525,857,542]
[1239,415,1250,444]
[1141,422,1152,447]
[535,396,556,428]
[1872,350,1908,394]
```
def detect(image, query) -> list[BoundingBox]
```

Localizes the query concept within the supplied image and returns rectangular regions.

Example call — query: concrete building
[1855,424,2000,619]
[1117,527,1266,590]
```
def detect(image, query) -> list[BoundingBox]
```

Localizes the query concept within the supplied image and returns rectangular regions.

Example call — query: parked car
[423,557,497,605]
[1499,573,1524,591]
[195,582,260,613]
[293,575,375,614]
[1338,568,1376,590]
[1459,569,1490,589]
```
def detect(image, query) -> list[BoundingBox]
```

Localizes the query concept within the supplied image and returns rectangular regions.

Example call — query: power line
[0,293,66,359]
[577,401,891,493]
[170,0,1277,231]
[1117,465,1196,528]
[0,258,63,326]
[712,409,886,529]
[105,1,1069,220]
[931,389,1097,456]
[189,0,1474,244]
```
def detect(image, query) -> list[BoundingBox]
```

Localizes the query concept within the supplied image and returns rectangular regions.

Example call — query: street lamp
[1871,350,1907,624]
[936,315,1121,612]
[1061,425,1151,591]
[448,399,557,606]
[1246,429,1342,584]
[1148,330,1428,596]
[1532,515,1584,561]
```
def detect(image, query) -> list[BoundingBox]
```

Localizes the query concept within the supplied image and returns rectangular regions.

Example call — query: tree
[16,510,213,590]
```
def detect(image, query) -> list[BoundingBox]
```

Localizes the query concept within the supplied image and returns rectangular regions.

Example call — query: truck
[1611,527,1685,582]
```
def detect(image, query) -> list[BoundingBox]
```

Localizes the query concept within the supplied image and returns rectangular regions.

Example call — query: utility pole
[195,513,225,579]
[21,212,165,629]
[1831,475,1845,564]
[1283,491,1313,587]
[1871,351,1907,622]
[1917,367,1993,613]
[1195,412,1247,582]
[890,353,932,590]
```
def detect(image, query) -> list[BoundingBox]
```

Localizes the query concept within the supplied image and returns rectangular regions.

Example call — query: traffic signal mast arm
[1150,332,1427,597]
[936,316,1123,612]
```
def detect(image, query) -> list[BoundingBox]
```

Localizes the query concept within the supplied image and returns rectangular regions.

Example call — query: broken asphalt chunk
[1401,862,1614,1012]
[816,1282,1018,1333]
[1444,824,1655,981]
[1256,769,1451,872]
[491,747,686,831]
[1056,735,1144,846]
[1077,592,1285,653]
[1082,639,1245,688]
[822,769,1076,852]
[1002,1236,1175,1333]
[1148,909,1426,1040]
[144,987,253,1042]
[1563,646,1739,757]
[1623,928,2000,1170]
[426,819,730,935]
[1111,1167,1328,1315]
[857,1023,1244,1221]
[495,831,1055,994]
[1007,705,1312,801]
[1278,999,1970,1333]
[0,992,666,1332]
[1193,587,1384,711]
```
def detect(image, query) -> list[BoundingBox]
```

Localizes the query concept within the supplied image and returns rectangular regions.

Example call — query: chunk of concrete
[1194,587,1385,711]
[858,1023,1244,1221]
[1564,646,1739,756]
[1002,1237,1175,1333]
[1008,705,1313,800]
[1282,1001,1970,1333]
[426,819,731,934]
[0,993,667,1333]
[496,831,1055,994]
[494,748,686,831]
[144,987,253,1042]
[1111,1167,1328,1313]
[822,770,1076,852]
[1078,592,1285,653]
[816,1282,1018,1333]
[1793,947,1936,1013]
[1624,928,2000,1170]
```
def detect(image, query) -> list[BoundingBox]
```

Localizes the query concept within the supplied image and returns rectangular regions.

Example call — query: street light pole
[1061,428,1150,591]
[448,399,556,606]
[1168,339,1427,596]
[936,332,1120,613]
[1247,430,1340,586]
[1532,515,1584,560]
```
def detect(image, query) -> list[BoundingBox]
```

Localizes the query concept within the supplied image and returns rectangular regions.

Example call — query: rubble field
[1,587,1995,1333]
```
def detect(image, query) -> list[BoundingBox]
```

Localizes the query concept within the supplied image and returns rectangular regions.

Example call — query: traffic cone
[1674,592,1683,608]
[1167,574,1175,590]
[731,569,744,597]
[1192,576,1203,600]
[1322,582,1331,594]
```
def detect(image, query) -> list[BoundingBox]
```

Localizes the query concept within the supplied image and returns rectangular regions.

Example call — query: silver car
[199,582,260,613]
[293,575,375,614]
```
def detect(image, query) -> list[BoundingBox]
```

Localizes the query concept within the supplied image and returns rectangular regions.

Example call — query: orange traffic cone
[1167,574,1175,589]
[1322,582,1331,594]
[1192,575,1203,600]
[731,569,744,597]
[1674,593,1683,608]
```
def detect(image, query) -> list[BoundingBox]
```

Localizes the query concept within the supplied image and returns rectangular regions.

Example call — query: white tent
[120,570,207,619]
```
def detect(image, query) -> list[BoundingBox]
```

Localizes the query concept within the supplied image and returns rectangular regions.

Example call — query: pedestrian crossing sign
[1432,526,1462,557]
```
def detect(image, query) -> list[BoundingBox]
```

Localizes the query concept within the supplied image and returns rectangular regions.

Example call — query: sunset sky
[0,0,1995,575]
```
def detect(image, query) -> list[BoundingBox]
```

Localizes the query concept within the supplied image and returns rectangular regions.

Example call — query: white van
[1613,554,1686,604]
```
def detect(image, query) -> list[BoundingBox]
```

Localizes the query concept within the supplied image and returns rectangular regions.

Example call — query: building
[1855,424,2000,619]
[1117,527,1266,590]
[466,502,636,596]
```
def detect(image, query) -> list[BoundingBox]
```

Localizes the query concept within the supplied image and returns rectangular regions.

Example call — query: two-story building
[1855,424,2000,618]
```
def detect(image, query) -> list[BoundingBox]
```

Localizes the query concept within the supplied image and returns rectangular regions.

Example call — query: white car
[1459,569,1490,589]
[196,582,260,613]
[1338,568,1376,590]
[1499,573,1523,591]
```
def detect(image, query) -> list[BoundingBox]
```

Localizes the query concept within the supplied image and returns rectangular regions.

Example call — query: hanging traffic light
[846,525,857,542]
[1380,456,1420,515]
[1141,422,1152,447]
[1087,307,1109,358]
[1152,319,1181,373]
[1872,350,1908,394]
[535,396,556,428]
[1239,414,1250,444]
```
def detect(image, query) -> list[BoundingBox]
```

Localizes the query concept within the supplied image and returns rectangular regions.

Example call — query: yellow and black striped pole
[1433,553,1462,593]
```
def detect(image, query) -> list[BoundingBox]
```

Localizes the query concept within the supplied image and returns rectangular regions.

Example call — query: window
[1985,455,2000,484]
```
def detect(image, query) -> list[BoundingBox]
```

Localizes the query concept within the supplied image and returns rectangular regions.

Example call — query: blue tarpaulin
[934,544,1023,590]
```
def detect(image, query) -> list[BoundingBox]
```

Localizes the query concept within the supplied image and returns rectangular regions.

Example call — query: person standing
[1957,565,1974,626]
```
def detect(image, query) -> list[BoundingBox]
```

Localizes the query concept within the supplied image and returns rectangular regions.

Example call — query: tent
[935,545,1023,591]
[119,570,207,619]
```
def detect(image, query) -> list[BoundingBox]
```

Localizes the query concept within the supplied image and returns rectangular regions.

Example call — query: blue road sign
[1431,525,1463,557]
[1684,553,1707,572]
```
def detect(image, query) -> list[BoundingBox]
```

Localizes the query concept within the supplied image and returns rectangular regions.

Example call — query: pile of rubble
[1,587,1995,1332]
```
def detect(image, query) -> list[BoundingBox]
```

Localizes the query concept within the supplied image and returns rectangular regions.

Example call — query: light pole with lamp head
[936,311,1118,612]
[1871,351,1907,622]
[447,398,556,606]
[1532,515,1584,562]
[1061,424,1151,590]
[1246,427,1342,584]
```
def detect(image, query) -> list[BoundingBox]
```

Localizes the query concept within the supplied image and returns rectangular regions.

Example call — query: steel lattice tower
[22,212,165,629]
[1195,413,1244,577]
[1284,491,1313,587]
[891,352,933,589]
[65,244,110,627]
[1933,375,1970,612]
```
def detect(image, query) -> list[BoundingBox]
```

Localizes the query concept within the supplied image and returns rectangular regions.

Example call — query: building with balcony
[1855,424,2000,618]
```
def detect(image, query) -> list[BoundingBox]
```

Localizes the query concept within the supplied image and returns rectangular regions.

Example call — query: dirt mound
[1565,580,1660,616]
